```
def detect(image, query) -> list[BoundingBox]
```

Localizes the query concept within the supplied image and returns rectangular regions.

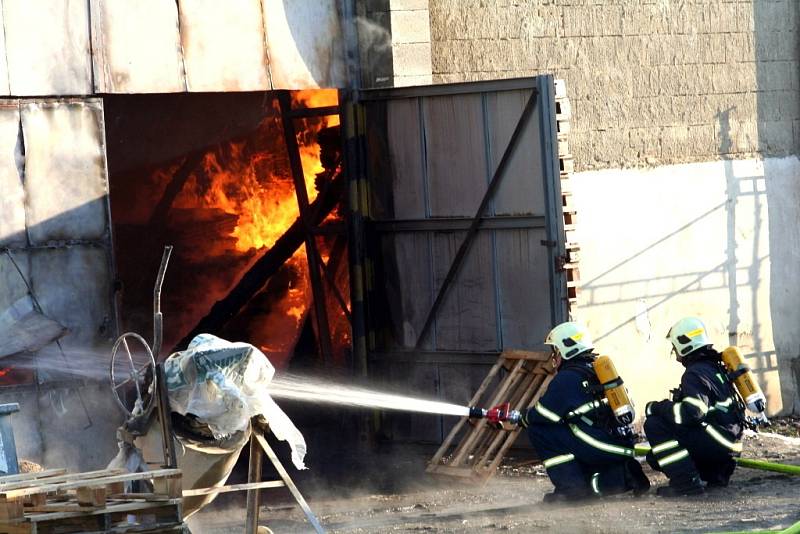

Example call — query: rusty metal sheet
[263,0,346,88]
[3,0,92,96]
[90,0,185,94]
[178,0,270,92]
[0,103,24,248]
[30,247,113,348]
[21,100,109,245]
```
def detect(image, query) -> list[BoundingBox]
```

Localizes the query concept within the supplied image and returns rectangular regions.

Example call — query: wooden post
[245,433,264,534]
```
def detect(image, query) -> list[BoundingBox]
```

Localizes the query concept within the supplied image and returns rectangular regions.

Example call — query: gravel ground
[190,417,800,534]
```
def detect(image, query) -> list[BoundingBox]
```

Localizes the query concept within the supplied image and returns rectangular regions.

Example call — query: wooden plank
[183,480,284,498]
[22,499,181,522]
[450,358,526,466]
[428,354,507,468]
[495,229,552,348]
[391,233,434,349]
[432,231,498,351]
[438,363,490,446]
[75,487,106,508]
[107,493,172,502]
[151,476,182,499]
[423,94,488,217]
[501,350,552,361]
[0,497,23,521]
[0,470,180,499]
[254,434,325,534]
[0,470,66,485]
[0,470,125,491]
[486,89,546,217]
[385,98,426,219]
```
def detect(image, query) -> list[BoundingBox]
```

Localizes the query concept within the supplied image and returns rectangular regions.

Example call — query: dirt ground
[190,419,800,534]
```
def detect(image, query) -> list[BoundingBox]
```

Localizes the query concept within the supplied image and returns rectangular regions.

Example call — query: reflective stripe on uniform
[651,440,680,454]
[682,396,708,414]
[658,449,690,467]
[569,424,634,457]
[566,400,600,419]
[704,424,743,453]
[591,472,601,495]
[673,403,683,425]
[543,453,575,468]
[535,402,562,423]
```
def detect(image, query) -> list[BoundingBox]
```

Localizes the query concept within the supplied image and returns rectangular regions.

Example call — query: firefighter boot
[656,473,705,497]
[699,457,736,489]
[624,459,651,496]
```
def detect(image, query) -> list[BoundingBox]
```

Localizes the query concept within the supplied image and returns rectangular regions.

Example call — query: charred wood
[172,169,345,352]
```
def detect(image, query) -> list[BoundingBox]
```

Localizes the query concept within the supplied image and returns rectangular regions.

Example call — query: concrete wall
[572,157,799,416]
[427,1,800,414]
[430,0,800,171]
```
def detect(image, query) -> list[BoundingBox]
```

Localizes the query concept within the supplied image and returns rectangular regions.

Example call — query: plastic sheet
[163,334,307,468]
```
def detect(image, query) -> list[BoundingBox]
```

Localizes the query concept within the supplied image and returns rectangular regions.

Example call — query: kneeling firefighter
[480,322,650,502]
[643,317,746,496]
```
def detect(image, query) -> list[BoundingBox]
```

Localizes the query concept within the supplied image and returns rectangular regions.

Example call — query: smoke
[356,16,391,53]
[269,373,470,417]
[355,16,393,85]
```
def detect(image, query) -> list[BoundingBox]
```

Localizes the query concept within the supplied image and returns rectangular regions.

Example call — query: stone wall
[429,0,800,171]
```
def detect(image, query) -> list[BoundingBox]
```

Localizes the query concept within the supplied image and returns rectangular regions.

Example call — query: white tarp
[163,334,307,469]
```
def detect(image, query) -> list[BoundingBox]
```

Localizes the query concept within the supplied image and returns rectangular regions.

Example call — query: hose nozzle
[468,406,487,419]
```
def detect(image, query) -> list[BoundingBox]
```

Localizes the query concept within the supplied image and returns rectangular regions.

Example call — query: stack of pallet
[427,350,557,483]
[0,467,184,533]
[554,79,580,312]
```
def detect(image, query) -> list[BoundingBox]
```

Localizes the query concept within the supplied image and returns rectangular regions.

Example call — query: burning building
[0,1,568,473]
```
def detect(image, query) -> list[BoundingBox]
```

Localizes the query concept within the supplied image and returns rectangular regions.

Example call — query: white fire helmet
[544,322,593,359]
[666,317,712,358]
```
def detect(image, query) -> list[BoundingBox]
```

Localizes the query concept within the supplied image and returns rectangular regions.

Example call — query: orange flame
[173,90,339,253]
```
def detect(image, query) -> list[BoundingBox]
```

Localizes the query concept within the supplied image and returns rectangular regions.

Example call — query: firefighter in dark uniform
[518,322,650,502]
[644,317,744,496]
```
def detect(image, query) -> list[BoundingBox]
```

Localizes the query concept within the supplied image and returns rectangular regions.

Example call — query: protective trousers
[644,414,738,486]
[528,422,635,497]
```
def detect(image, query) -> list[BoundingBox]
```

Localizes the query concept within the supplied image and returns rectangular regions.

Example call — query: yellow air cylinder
[721,346,767,415]
[593,355,634,425]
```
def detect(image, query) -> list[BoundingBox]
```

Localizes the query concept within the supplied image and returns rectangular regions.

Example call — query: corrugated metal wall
[0,0,346,96]
[0,98,121,470]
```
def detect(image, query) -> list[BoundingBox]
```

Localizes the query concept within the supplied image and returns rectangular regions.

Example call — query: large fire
[112,89,349,370]
[173,89,339,254]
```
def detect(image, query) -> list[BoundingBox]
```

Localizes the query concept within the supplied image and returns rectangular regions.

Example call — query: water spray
[267,374,517,422]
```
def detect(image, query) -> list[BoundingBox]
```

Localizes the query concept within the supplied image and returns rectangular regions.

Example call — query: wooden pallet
[0,468,184,533]
[554,79,580,310]
[427,350,557,483]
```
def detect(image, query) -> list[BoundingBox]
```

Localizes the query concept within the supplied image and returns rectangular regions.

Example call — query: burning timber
[173,165,345,352]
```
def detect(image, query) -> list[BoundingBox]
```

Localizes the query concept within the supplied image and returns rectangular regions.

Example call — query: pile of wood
[427,350,557,483]
[0,468,184,533]
[555,79,580,312]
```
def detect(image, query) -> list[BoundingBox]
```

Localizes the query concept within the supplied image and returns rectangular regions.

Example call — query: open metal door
[344,76,567,442]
